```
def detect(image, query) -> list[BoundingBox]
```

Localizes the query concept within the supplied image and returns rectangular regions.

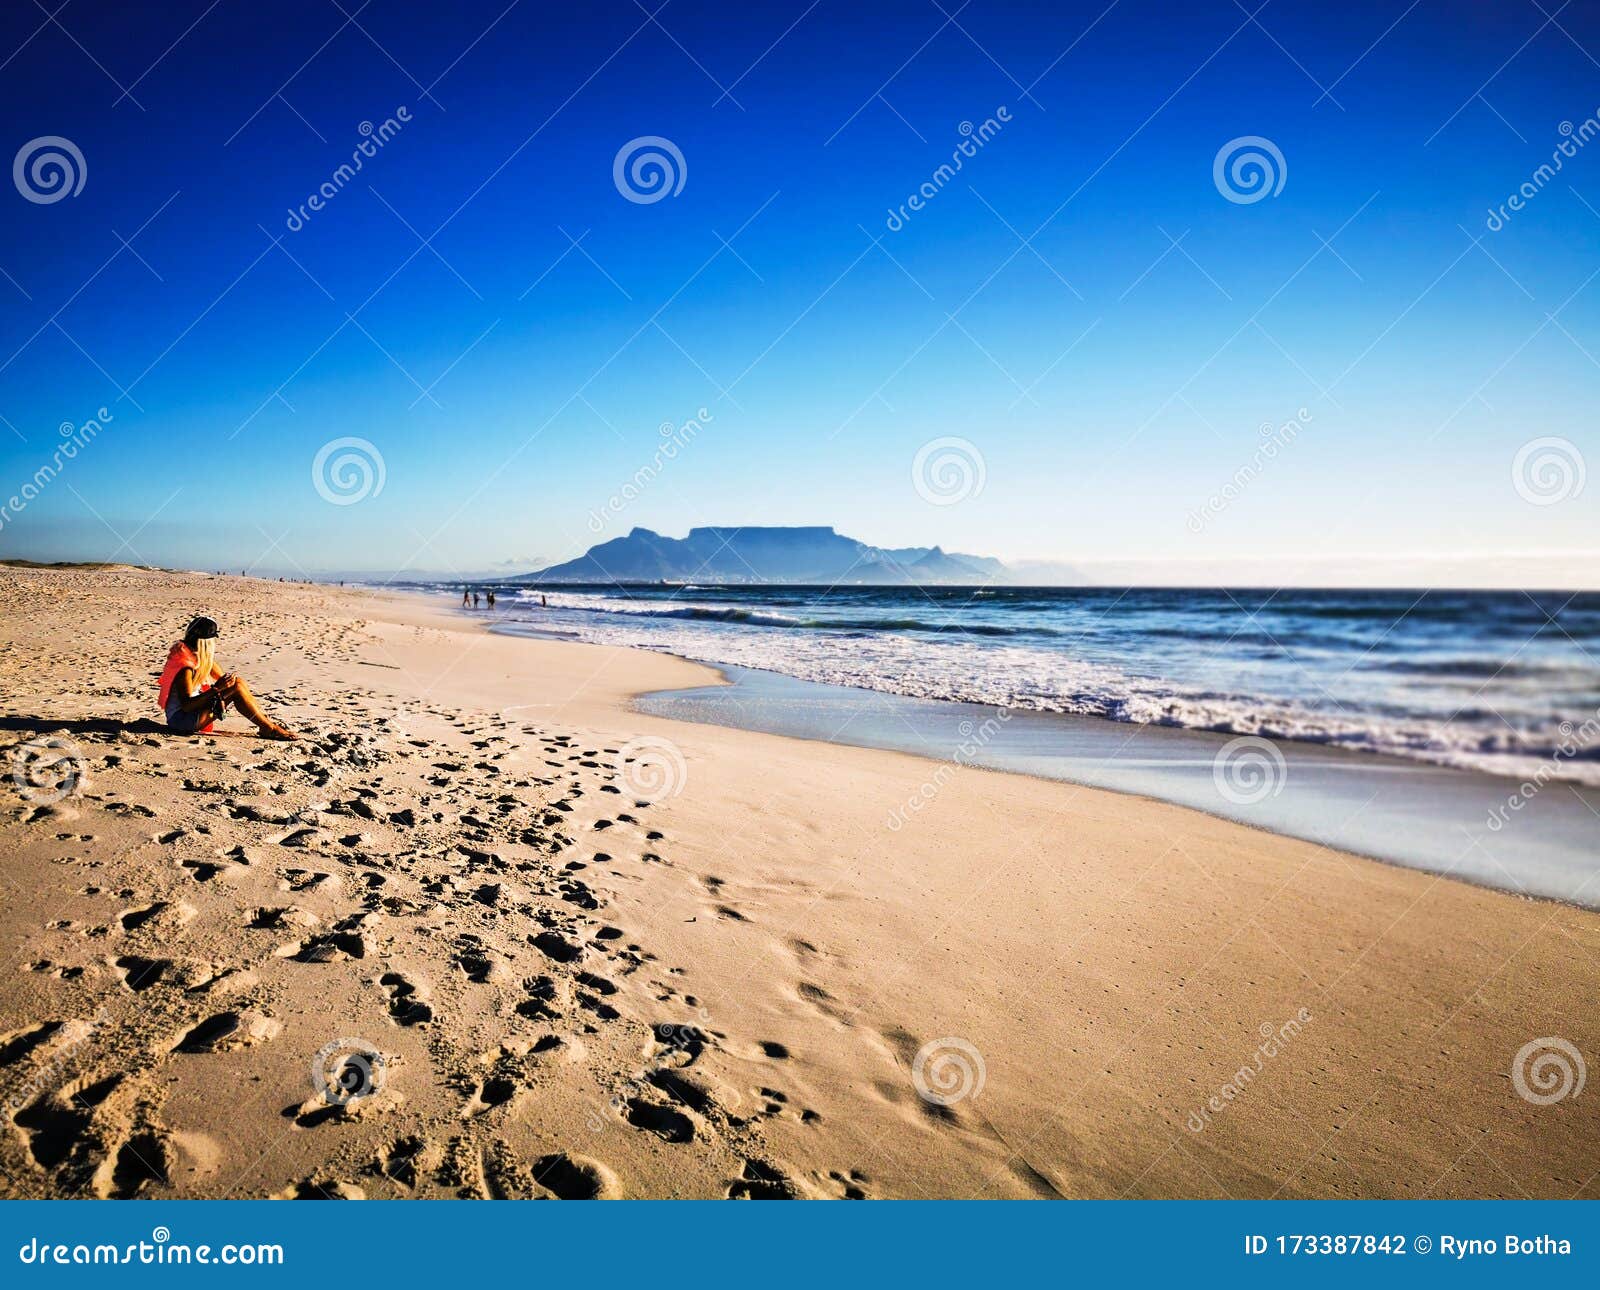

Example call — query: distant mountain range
[513,526,1011,585]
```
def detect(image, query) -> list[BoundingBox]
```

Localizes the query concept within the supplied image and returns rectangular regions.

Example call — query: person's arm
[174,666,221,714]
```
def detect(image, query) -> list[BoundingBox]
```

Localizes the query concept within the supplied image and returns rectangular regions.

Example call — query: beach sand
[0,566,1595,1199]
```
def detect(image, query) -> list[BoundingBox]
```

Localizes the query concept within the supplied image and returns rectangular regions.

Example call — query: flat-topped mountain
[514,526,1008,585]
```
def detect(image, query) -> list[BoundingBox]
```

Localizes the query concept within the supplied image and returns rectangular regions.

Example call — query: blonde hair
[189,636,215,695]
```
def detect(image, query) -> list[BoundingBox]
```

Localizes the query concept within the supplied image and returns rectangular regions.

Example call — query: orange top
[157,641,209,710]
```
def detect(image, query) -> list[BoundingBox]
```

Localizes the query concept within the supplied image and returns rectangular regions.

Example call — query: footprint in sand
[727,1158,802,1199]
[14,1073,122,1173]
[0,1021,65,1067]
[172,1009,280,1053]
[112,955,169,992]
[532,1152,620,1199]
[622,1097,694,1143]
[379,972,433,1026]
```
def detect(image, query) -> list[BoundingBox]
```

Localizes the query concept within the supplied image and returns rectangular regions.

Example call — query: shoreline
[2,567,1596,1200]
[478,613,1599,910]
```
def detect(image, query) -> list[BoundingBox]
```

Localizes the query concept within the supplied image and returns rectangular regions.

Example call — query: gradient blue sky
[0,0,1595,584]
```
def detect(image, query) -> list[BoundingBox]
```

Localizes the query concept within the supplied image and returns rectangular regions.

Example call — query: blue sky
[0,0,1596,584]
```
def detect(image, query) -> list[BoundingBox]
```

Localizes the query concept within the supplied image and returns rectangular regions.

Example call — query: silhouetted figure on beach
[541,594,547,608]
[472,591,480,608]
[462,587,470,607]
[486,589,496,609]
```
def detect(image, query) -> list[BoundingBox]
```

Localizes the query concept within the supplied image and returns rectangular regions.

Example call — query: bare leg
[217,678,297,740]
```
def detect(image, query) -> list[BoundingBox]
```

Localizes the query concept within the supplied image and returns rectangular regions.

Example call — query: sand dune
[0,567,1594,1199]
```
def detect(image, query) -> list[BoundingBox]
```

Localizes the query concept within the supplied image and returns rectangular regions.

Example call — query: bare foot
[259,723,299,741]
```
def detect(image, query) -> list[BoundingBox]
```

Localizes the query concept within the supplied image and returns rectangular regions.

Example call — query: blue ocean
[470,583,1600,787]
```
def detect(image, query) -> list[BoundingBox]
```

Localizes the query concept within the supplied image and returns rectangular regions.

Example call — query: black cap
[184,616,219,645]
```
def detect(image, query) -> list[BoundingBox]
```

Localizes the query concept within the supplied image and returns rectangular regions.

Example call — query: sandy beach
[0,565,1595,1200]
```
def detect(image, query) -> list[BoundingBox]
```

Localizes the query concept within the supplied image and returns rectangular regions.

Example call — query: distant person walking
[486,589,496,609]
[462,587,470,607]
[472,590,480,608]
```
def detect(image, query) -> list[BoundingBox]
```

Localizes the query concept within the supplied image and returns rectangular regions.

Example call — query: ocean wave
[530,597,1049,637]
[480,587,1600,787]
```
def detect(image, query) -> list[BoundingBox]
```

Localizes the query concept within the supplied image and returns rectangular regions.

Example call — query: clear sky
[0,0,1595,585]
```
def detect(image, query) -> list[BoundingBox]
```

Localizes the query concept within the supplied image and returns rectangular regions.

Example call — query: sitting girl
[157,615,297,740]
